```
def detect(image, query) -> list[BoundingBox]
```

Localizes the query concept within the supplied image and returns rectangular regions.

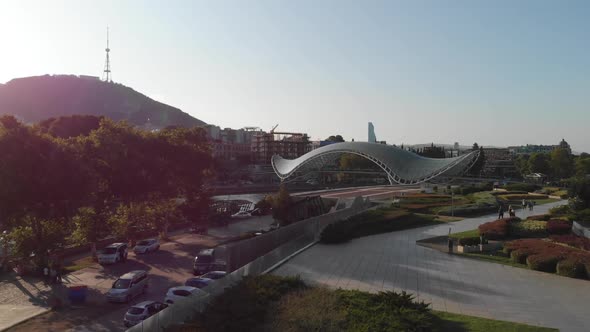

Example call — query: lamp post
[451,191,454,217]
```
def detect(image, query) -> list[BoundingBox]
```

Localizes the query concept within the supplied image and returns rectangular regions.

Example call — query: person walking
[522,199,527,211]
[55,262,62,284]
[498,206,505,219]
[43,266,50,284]
[49,266,57,284]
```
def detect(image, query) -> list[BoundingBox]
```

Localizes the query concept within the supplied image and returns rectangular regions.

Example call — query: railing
[127,196,371,332]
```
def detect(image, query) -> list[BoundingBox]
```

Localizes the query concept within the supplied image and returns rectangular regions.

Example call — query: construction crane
[270,124,279,134]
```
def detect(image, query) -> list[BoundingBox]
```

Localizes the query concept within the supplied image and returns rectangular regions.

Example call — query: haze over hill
[0,75,205,129]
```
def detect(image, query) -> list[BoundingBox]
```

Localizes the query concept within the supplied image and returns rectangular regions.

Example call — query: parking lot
[7,233,221,332]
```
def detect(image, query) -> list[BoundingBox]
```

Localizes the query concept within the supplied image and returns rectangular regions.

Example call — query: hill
[0,75,205,128]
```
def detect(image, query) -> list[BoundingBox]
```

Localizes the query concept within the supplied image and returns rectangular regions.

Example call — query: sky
[1,0,589,152]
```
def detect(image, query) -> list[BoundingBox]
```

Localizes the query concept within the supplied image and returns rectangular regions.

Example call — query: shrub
[490,190,528,196]
[550,234,590,251]
[556,258,587,279]
[320,222,353,244]
[503,183,541,192]
[497,194,548,201]
[527,214,551,221]
[549,205,570,216]
[526,254,561,273]
[546,219,572,235]
[510,249,532,264]
[509,220,548,238]
[478,218,519,240]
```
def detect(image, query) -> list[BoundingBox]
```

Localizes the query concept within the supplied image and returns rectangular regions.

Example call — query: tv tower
[102,27,112,82]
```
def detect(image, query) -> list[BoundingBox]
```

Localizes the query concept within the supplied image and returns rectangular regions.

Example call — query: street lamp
[451,191,454,217]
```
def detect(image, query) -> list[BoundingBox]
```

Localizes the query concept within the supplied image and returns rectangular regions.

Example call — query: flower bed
[546,220,572,235]
[550,234,590,251]
[503,238,590,278]
[509,220,548,238]
[478,217,519,240]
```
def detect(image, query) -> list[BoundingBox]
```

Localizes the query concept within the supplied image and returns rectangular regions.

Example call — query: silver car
[133,239,160,254]
[107,270,148,303]
[123,301,167,327]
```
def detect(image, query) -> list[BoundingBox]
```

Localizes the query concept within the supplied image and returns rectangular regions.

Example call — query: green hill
[0,75,205,128]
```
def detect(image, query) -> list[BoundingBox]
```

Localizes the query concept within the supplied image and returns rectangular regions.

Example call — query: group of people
[498,199,536,219]
[42,262,63,285]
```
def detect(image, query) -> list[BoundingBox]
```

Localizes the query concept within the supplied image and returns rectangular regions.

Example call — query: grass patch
[432,311,557,332]
[62,256,96,274]
[458,250,527,269]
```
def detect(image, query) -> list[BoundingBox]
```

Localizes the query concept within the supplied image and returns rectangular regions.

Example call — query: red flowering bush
[550,234,590,251]
[478,217,519,240]
[547,219,572,235]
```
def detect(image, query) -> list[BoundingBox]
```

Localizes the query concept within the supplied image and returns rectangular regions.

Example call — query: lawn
[432,311,557,332]
[173,275,557,332]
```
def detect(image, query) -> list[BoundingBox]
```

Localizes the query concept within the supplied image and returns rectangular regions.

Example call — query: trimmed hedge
[526,254,561,272]
[503,183,541,192]
[490,190,528,196]
[556,258,587,279]
[550,234,590,251]
[478,217,519,240]
[546,220,572,235]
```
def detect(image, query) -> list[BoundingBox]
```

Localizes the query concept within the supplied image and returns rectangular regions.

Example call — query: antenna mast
[103,27,112,82]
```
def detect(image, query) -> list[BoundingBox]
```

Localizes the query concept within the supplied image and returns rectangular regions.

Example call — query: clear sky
[1,0,589,152]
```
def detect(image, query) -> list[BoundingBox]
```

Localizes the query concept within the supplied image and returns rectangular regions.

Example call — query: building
[203,125,262,161]
[252,130,311,164]
[368,122,377,143]
[482,148,518,178]
[272,142,479,185]
[508,139,571,155]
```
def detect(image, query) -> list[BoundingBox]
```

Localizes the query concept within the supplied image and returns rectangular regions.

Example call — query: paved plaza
[274,201,590,332]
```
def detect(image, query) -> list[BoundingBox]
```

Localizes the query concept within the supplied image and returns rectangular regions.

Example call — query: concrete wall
[572,221,590,239]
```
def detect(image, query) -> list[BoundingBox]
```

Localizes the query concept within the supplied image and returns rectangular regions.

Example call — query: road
[8,234,220,332]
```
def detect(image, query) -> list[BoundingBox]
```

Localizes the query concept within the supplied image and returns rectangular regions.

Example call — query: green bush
[549,205,570,216]
[526,254,561,273]
[510,249,531,264]
[527,214,551,221]
[201,275,305,332]
[503,183,541,192]
[490,190,528,196]
[556,259,587,279]
[509,220,548,238]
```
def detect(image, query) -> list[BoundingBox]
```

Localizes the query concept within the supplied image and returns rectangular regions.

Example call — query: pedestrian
[55,262,62,284]
[49,266,57,284]
[522,199,527,211]
[498,206,504,219]
[43,266,50,284]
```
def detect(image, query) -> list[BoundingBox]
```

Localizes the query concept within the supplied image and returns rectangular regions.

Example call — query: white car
[98,243,128,264]
[231,211,251,219]
[164,286,207,305]
[123,301,168,327]
[134,239,160,254]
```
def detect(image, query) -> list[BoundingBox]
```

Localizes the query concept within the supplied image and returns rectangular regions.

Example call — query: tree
[472,142,479,150]
[69,207,109,261]
[514,154,530,176]
[568,177,590,210]
[325,135,345,142]
[528,153,551,175]
[37,115,103,138]
[269,185,293,225]
[575,155,590,176]
[550,148,574,179]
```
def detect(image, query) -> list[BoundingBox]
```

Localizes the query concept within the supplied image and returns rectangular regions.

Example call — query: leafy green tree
[514,154,530,176]
[574,155,590,176]
[325,135,345,142]
[472,142,479,150]
[37,115,103,138]
[528,153,551,175]
[69,207,108,260]
[269,185,293,225]
[568,177,590,210]
[550,148,574,179]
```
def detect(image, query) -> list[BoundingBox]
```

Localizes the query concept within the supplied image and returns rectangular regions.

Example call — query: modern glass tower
[368,122,377,143]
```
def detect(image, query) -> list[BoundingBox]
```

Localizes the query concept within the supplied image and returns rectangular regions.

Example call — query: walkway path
[274,201,590,332]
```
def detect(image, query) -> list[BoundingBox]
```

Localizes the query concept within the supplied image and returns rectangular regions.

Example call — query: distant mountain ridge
[0,75,206,128]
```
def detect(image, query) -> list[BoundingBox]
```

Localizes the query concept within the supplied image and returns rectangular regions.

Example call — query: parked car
[200,271,227,280]
[133,239,160,254]
[107,270,148,303]
[164,286,206,305]
[184,277,213,289]
[193,249,215,275]
[98,243,128,265]
[123,301,167,327]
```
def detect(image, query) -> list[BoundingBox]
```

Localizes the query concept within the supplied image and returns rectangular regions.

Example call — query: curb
[262,241,318,275]
[0,307,50,332]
